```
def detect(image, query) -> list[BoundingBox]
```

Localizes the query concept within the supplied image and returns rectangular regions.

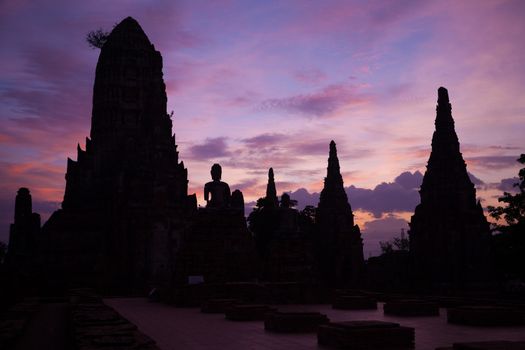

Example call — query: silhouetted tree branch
[86,28,110,49]
[379,229,409,254]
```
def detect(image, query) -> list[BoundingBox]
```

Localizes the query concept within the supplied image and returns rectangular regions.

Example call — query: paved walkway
[106,298,525,350]
[14,303,70,350]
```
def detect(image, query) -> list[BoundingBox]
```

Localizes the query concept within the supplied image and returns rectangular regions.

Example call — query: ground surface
[14,303,70,350]
[106,298,525,350]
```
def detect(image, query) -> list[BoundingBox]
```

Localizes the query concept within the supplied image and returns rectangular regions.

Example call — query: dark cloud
[393,171,423,189]
[240,133,373,164]
[467,171,486,191]
[258,83,370,117]
[287,171,424,217]
[494,177,520,192]
[287,188,319,209]
[242,133,288,148]
[188,137,230,160]
[230,178,259,193]
[467,155,521,170]
[347,182,419,218]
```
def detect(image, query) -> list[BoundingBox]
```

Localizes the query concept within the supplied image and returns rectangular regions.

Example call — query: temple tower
[265,168,279,208]
[409,87,491,289]
[41,17,196,292]
[63,17,190,211]
[5,188,41,293]
[7,188,41,266]
[316,141,364,287]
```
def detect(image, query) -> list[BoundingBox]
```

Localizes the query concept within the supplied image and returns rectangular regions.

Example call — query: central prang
[204,163,231,208]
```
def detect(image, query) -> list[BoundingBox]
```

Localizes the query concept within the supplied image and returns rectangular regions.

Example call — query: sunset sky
[1,0,524,256]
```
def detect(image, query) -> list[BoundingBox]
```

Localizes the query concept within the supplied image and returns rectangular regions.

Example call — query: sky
[0,0,524,256]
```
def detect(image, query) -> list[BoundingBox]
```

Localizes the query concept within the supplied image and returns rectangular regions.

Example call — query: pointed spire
[104,16,151,50]
[430,86,460,159]
[434,86,456,134]
[265,168,279,208]
[409,87,491,287]
[327,140,342,180]
[319,140,350,210]
[438,86,449,104]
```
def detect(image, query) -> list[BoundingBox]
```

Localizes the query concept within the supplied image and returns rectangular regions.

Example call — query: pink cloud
[293,68,327,84]
[258,83,371,117]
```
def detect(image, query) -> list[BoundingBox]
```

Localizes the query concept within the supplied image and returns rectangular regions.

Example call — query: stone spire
[265,168,279,208]
[419,87,478,208]
[42,17,195,292]
[63,16,190,210]
[90,17,164,142]
[409,87,491,289]
[316,141,363,288]
[318,141,352,211]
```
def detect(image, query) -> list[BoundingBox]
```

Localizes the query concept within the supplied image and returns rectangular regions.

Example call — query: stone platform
[317,320,415,349]
[264,311,329,333]
[105,298,525,349]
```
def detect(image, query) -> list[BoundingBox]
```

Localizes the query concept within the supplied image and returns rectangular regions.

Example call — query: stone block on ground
[317,320,415,349]
[264,311,329,333]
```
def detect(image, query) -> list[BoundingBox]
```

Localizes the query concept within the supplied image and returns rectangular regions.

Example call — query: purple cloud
[467,156,521,170]
[393,171,423,190]
[187,137,230,160]
[258,83,370,117]
[286,171,424,217]
[293,68,327,84]
[495,177,520,192]
[242,133,288,148]
[467,171,486,190]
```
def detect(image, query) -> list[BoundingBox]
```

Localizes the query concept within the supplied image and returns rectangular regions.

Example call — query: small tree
[300,205,316,224]
[488,154,525,230]
[86,28,110,49]
[379,229,409,254]
[487,154,525,281]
